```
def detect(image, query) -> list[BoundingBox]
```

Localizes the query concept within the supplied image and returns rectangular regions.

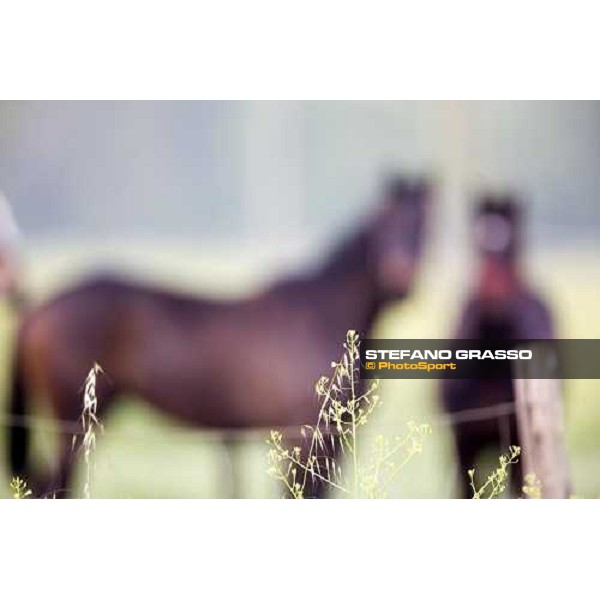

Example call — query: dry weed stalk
[267,330,430,498]
[522,473,542,499]
[9,476,32,499]
[73,363,104,499]
[468,445,521,499]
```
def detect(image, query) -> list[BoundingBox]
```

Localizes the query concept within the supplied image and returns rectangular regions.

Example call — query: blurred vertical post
[435,101,473,273]
[513,344,571,498]
[0,191,22,307]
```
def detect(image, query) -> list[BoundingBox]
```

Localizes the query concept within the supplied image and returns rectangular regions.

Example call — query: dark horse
[8,177,431,498]
[441,196,554,497]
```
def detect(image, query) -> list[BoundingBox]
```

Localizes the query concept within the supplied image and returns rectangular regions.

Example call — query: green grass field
[1,244,599,498]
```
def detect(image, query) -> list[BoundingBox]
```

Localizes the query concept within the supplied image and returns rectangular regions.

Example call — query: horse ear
[383,175,432,203]
[383,175,408,201]
[476,192,522,223]
[474,191,524,257]
[409,177,432,200]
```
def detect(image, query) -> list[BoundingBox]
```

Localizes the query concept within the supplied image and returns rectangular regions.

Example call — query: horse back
[17,276,218,417]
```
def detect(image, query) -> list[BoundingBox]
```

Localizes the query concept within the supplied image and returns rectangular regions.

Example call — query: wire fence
[0,398,520,500]
[0,400,516,444]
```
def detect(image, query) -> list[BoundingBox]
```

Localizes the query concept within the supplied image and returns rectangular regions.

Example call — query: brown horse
[8,177,431,498]
[441,196,554,497]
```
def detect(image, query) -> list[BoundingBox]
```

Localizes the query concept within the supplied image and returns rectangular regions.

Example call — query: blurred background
[0,100,598,498]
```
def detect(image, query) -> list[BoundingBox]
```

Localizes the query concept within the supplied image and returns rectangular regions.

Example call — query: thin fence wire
[0,402,518,499]
[0,401,516,444]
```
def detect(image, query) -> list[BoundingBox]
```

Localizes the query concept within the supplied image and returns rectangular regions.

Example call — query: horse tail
[7,342,29,480]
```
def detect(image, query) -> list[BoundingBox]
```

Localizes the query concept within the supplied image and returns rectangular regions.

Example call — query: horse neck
[308,235,380,336]
[476,258,524,301]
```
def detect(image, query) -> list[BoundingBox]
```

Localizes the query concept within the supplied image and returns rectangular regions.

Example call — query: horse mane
[319,225,370,278]
[268,220,371,298]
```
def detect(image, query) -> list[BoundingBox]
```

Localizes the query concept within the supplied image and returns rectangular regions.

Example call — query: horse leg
[492,413,523,497]
[302,464,338,499]
[42,380,116,499]
[41,436,77,499]
[283,432,340,499]
[506,414,524,497]
[220,435,244,499]
[453,425,483,499]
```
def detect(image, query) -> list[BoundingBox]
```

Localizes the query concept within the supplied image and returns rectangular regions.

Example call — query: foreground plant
[522,473,542,499]
[7,365,104,500]
[267,330,430,498]
[73,363,104,499]
[468,445,521,499]
[9,476,32,499]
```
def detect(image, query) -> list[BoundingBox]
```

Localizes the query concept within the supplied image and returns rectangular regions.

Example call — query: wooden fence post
[513,344,571,498]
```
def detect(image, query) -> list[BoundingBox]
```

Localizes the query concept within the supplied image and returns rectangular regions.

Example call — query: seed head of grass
[72,363,104,499]
[9,476,32,499]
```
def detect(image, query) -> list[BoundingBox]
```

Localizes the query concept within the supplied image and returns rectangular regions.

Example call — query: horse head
[473,193,523,305]
[368,175,432,301]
